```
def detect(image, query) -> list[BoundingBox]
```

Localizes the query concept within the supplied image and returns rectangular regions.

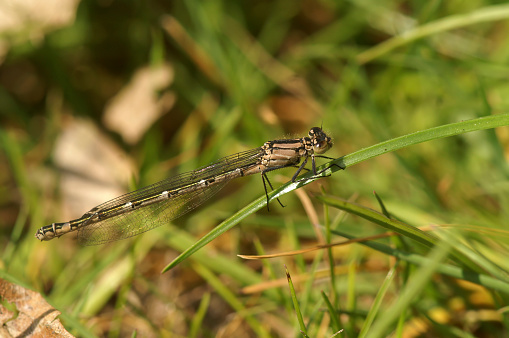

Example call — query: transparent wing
[77,147,264,245]
[77,182,226,245]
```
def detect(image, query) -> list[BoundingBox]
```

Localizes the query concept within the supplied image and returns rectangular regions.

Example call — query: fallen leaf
[103,64,175,144]
[0,278,73,337]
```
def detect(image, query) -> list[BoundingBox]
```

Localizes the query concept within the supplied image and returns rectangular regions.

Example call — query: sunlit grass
[1,0,509,336]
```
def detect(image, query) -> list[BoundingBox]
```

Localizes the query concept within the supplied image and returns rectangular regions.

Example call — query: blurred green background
[1,0,509,337]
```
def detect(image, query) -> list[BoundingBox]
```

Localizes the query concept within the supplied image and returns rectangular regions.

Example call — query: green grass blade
[163,114,509,272]
[285,266,308,337]
[193,263,270,337]
[316,194,498,275]
[357,4,509,64]
[160,225,283,299]
[321,291,341,333]
[358,261,399,338]
[373,191,391,218]
[189,292,211,338]
[337,114,509,170]
[317,194,439,249]
[330,229,509,294]
[366,240,452,338]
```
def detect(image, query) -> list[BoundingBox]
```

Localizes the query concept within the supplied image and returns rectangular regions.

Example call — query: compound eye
[314,140,330,153]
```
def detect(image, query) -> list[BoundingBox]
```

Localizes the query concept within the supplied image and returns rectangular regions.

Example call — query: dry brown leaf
[103,64,175,144]
[0,0,80,63]
[52,117,136,221]
[0,278,73,337]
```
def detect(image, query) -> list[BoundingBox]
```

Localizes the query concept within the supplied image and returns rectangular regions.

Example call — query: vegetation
[1,1,509,337]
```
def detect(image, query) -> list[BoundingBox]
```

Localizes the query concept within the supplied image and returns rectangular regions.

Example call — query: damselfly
[36,127,343,245]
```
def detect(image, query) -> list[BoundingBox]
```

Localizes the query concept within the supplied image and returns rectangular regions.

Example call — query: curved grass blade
[316,194,483,273]
[368,241,453,337]
[358,262,399,338]
[162,114,509,273]
[357,4,509,64]
[286,266,308,337]
[329,229,509,294]
[321,291,342,333]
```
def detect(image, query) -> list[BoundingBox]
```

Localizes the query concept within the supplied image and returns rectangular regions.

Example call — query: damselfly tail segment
[35,127,343,245]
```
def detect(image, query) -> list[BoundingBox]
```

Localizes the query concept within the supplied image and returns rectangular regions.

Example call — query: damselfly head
[309,127,333,154]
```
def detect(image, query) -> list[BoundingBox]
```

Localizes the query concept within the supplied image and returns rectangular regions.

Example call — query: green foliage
[1,0,509,336]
